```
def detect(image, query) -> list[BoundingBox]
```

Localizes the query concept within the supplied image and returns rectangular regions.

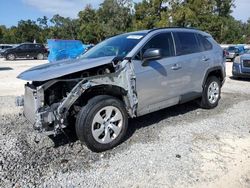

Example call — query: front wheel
[6,53,15,61]
[75,95,128,152]
[200,76,221,109]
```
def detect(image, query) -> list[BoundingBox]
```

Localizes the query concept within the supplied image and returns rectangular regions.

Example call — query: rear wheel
[36,53,44,60]
[75,95,128,152]
[200,76,221,109]
[6,53,15,61]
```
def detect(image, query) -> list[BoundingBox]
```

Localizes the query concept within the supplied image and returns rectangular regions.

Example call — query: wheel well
[67,84,127,127]
[77,85,127,106]
[203,69,223,86]
[6,53,16,60]
[7,53,15,56]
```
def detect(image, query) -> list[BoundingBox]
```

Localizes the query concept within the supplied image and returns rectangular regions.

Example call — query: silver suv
[18,28,226,152]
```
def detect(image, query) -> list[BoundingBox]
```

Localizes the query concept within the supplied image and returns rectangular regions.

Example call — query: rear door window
[173,32,201,55]
[141,32,175,58]
[35,44,43,49]
[27,44,35,49]
[19,44,28,50]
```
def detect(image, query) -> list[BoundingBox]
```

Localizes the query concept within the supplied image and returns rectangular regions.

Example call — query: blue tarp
[47,39,85,62]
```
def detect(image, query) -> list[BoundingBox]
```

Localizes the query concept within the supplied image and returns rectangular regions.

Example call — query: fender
[202,66,225,87]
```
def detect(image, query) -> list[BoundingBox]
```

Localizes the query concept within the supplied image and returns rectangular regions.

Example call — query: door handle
[202,57,210,61]
[171,64,182,70]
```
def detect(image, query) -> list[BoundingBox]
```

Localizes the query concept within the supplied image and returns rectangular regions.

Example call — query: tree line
[0,0,250,45]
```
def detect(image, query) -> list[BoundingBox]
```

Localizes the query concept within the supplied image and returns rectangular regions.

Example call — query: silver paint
[17,56,116,81]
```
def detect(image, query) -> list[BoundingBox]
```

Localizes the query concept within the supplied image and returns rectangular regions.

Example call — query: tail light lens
[223,50,229,58]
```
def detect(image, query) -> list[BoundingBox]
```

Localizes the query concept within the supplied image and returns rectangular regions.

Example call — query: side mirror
[142,48,162,61]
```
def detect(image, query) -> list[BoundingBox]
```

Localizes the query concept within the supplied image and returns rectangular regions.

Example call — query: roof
[19,43,43,45]
[147,27,211,37]
[125,27,201,35]
[148,27,199,33]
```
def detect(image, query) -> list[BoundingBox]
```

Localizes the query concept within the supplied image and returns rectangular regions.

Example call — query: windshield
[81,33,145,59]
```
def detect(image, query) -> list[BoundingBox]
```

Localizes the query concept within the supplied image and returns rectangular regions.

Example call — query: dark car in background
[0,44,13,51]
[1,43,48,60]
[226,45,245,61]
[232,49,250,78]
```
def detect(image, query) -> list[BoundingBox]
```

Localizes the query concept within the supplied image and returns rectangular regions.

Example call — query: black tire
[76,95,128,152]
[6,53,15,61]
[200,76,221,109]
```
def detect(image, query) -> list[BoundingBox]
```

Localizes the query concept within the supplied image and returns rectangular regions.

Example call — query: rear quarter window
[197,34,213,51]
[19,44,28,50]
[35,44,43,49]
[228,46,236,51]
[173,32,201,55]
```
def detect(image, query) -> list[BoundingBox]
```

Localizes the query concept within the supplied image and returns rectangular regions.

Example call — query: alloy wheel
[91,106,123,144]
[207,81,219,104]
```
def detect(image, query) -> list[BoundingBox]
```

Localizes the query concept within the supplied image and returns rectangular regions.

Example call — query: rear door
[173,32,209,95]
[26,44,37,58]
[196,34,215,87]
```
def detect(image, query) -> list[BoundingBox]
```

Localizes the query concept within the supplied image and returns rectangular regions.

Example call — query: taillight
[223,50,229,57]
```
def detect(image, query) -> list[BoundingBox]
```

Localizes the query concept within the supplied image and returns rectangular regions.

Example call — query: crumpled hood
[17,56,116,81]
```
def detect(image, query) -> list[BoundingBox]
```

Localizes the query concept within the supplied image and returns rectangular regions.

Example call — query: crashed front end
[24,83,46,131]
[19,59,138,135]
[23,81,69,134]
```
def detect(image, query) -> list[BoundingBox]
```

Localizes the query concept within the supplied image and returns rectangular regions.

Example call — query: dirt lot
[0,58,250,188]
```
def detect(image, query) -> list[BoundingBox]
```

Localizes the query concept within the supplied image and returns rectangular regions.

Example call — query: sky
[0,0,249,27]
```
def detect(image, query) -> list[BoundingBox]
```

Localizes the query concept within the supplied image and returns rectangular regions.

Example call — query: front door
[16,44,29,58]
[132,32,184,116]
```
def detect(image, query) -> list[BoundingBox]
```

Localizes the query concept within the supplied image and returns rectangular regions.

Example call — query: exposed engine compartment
[20,58,138,135]
[33,63,116,106]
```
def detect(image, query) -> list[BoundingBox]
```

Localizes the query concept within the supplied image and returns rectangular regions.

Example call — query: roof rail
[147,27,199,33]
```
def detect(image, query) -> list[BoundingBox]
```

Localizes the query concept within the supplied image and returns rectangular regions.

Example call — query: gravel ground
[0,58,250,188]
